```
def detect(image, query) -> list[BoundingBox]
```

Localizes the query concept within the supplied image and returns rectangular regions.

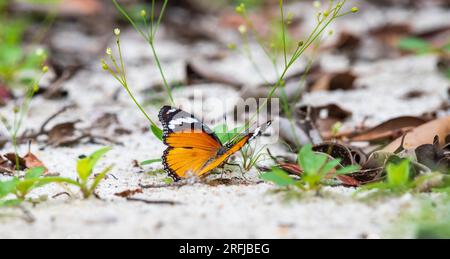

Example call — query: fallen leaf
[115,189,143,198]
[415,135,450,171]
[402,90,428,100]
[384,116,450,153]
[23,152,48,173]
[92,113,119,129]
[309,71,357,92]
[0,155,15,175]
[349,116,428,142]
[47,121,80,146]
[369,23,412,47]
[334,32,361,52]
[3,153,26,171]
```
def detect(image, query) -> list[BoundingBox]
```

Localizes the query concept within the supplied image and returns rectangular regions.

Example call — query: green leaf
[151,124,163,141]
[319,159,341,177]
[387,160,411,187]
[0,44,23,67]
[141,159,162,166]
[260,167,296,187]
[88,165,113,196]
[76,158,91,182]
[0,178,19,198]
[298,144,327,175]
[77,147,112,182]
[442,43,450,53]
[398,37,431,54]
[24,167,46,180]
[34,177,80,187]
[16,179,39,196]
[0,199,22,207]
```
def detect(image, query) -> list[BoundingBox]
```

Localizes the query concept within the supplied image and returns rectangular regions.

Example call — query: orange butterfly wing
[159,106,270,180]
[197,135,251,175]
[163,131,222,178]
[159,106,224,179]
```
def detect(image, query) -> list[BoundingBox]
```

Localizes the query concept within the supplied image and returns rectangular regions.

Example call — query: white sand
[1,3,449,238]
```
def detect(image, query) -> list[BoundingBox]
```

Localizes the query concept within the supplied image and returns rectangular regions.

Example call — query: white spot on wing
[169,117,199,130]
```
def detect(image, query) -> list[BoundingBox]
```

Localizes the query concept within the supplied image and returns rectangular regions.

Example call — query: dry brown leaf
[47,121,80,146]
[23,152,48,173]
[383,116,450,153]
[115,189,143,198]
[369,23,412,47]
[309,72,357,92]
[349,116,428,142]
[4,153,26,170]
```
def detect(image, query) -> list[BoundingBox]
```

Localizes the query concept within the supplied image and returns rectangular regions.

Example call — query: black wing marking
[158,106,223,145]
[224,121,272,149]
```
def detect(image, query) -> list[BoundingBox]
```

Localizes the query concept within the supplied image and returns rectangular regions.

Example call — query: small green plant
[74,147,114,198]
[261,144,359,192]
[239,143,268,172]
[0,167,50,206]
[0,147,114,206]
[361,160,413,194]
[48,147,114,199]
[0,65,48,171]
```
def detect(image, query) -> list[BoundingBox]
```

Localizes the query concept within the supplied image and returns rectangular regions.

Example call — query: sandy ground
[1,2,449,239]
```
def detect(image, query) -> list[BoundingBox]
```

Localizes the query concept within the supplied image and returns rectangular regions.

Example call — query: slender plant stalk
[112,0,174,105]
[228,0,350,144]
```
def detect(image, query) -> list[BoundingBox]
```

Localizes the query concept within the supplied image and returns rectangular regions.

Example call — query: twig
[18,205,35,223]
[126,197,181,205]
[51,192,71,199]
[139,181,190,189]
[39,104,77,133]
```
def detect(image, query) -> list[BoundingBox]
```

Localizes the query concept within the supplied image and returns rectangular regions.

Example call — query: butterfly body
[159,106,270,180]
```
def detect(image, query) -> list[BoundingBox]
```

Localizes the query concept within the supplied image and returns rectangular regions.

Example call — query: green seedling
[0,65,48,171]
[75,147,113,198]
[360,159,413,194]
[239,143,267,172]
[0,167,50,206]
[48,147,114,199]
[261,144,359,192]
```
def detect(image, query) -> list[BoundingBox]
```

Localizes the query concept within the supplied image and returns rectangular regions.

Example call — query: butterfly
[159,106,271,180]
